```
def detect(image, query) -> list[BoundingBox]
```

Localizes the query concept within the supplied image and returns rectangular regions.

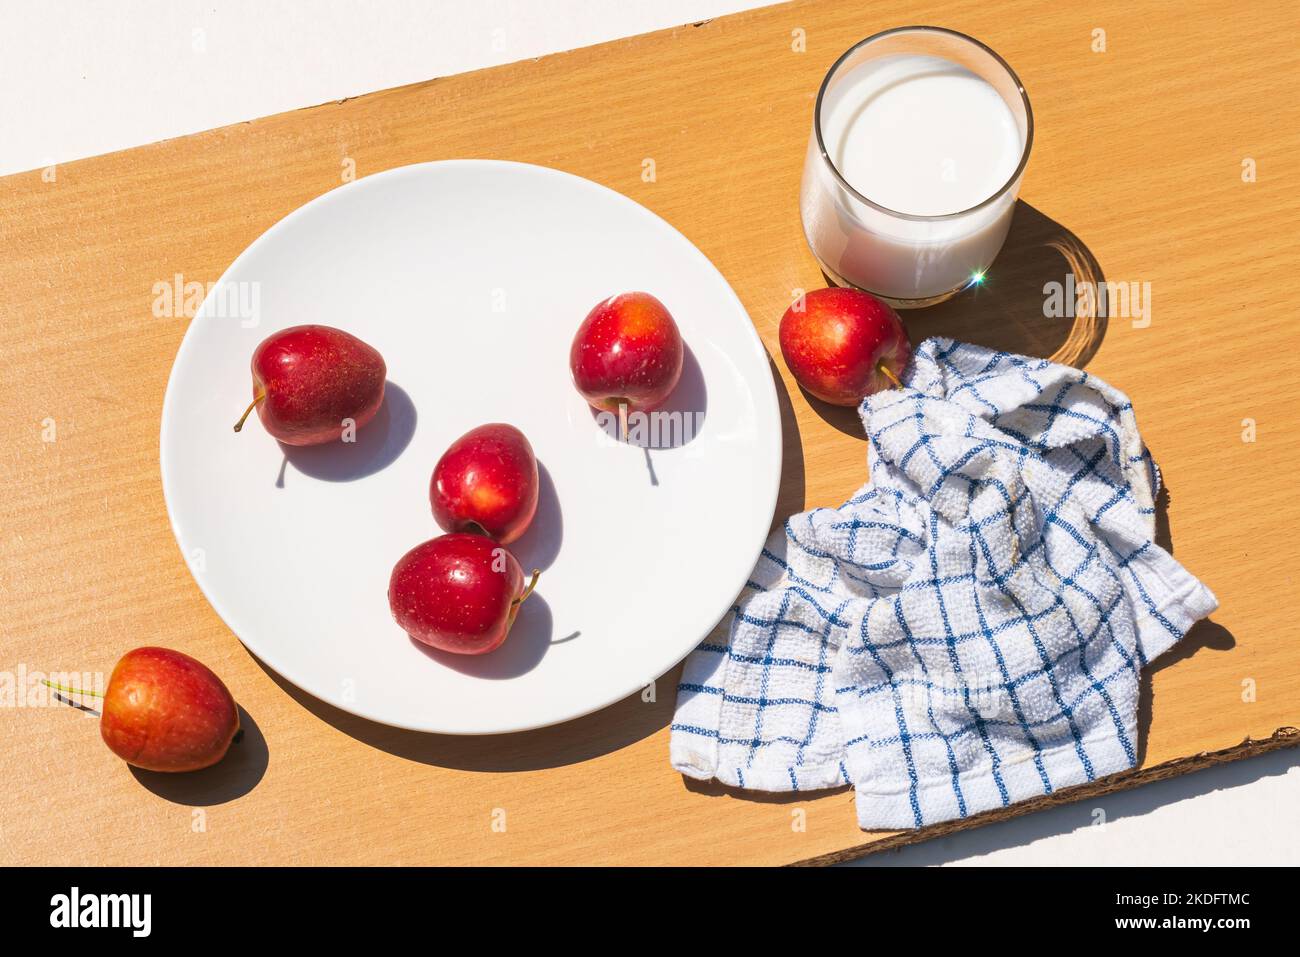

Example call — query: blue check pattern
[670,338,1217,829]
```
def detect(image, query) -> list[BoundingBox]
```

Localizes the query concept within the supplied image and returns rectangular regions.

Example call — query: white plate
[160,160,781,734]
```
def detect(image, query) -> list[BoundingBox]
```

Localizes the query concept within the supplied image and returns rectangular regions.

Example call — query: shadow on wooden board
[130,706,269,806]
[255,654,679,772]
[808,200,1109,440]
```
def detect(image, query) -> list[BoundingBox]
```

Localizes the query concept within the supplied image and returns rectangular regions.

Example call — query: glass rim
[812,25,1035,222]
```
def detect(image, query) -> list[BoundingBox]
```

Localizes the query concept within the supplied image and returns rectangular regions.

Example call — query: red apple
[431,424,539,544]
[389,533,540,655]
[778,288,912,406]
[99,647,240,773]
[570,292,684,423]
[234,324,387,446]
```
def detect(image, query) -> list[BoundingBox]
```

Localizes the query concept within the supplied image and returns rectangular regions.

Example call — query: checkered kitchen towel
[671,338,1218,829]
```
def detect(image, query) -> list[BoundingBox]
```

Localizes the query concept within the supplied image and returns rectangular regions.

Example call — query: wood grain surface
[2,0,1297,866]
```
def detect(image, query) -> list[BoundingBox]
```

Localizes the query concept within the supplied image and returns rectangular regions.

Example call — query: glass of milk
[800,27,1033,307]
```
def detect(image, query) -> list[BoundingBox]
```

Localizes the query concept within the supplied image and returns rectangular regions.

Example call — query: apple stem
[41,678,104,699]
[618,402,628,443]
[233,391,266,433]
[514,569,541,606]
[877,362,903,390]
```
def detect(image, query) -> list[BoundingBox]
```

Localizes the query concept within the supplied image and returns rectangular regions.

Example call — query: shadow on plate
[585,344,708,453]
[409,592,553,680]
[808,201,1109,440]
[128,705,269,805]
[277,382,417,484]
[509,461,562,573]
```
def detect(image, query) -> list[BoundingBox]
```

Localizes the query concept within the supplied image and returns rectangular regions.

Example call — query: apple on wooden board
[431,424,539,545]
[99,648,240,772]
[778,287,912,406]
[388,533,540,656]
[234,324,387,446]
[570,292,684,435]
[45,647,241,773]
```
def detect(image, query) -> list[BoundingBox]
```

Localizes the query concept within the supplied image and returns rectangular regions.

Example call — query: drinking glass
[799,26,1033,307]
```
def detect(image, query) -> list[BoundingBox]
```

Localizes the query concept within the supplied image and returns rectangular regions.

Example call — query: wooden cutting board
[2,0,1297,866]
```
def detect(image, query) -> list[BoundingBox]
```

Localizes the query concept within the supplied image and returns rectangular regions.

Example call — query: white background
[4,0,1295,864]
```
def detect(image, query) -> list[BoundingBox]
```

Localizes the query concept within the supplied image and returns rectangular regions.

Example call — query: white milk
[801,53,1027,304]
